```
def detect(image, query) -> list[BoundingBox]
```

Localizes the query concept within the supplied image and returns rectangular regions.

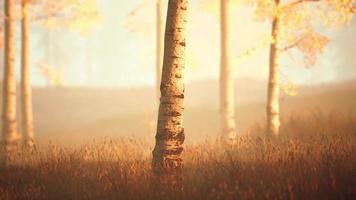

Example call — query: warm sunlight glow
[0,0,355,199]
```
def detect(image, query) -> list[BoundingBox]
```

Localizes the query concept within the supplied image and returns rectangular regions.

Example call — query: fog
[17,0,356,88]
[0,0,352,145]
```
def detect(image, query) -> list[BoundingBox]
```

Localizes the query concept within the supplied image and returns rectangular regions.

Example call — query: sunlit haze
[0,0,355,199]
[22,0,356,87]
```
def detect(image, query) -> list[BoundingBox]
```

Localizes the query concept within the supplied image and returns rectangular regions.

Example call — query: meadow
[0,112,355,200]
[0,81,355,200]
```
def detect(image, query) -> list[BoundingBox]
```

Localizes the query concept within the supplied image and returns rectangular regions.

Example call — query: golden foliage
[239,0,354,68]
[281,81,298,96]
[34,0,101,36]
[253,0,276,21]
[316,0,355,28]
[296,29,330,67]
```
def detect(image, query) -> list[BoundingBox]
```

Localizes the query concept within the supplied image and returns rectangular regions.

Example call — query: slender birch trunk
[220,0,236,141]
[86,38,92,86]
[44,29,52,86]
[152,0,188,177]
[267,0,281,136]
[156,0,164,100]
[2,0,19,164]
[21,0,35,149]
[0,48,4,82]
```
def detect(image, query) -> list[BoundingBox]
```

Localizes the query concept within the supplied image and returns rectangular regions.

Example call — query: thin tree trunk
[21,0,35,149]
[0,48,4,83]
[86,38,92,86]
[2,0,19,164]
[44,29,52,86]
[267,0,281,136]
[220,0,236,141]
[156,0,164,100]
[152,0,188,179]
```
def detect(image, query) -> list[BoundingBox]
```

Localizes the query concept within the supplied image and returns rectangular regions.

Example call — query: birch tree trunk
[220,0,236,141]
[2,0,19,164]
[44,29,52,86]
[267,0,281,136]
[0,48,4,83]
[86,38,93,86]
[21,0,35,149]
[156,0,164,100]
[152,0,187,176]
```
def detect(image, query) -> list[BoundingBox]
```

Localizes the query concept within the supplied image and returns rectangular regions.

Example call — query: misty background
[1,0,355,146]
[6,0,355,87]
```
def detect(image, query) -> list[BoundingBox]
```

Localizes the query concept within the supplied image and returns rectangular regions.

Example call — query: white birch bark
[152,0,188,175]
[21,0,35,150]
[220,0,236,141]
[2,0,19,164]
[267,0,281,136]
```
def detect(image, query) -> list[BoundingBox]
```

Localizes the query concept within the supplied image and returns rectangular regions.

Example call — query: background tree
[1,0,19,165]
[152,0,188,186]
[196,0,241,141]
[0,13,4,82]
[197,0,354,137]
[124,0,166,100]
[86,36,93,85]
[21,0,35,149]
[34,0,100,86]
[248,0,355,136]
[156,0,164,100]
[219,0,236,141]
[266,0,282,137]
[18,0,100,149]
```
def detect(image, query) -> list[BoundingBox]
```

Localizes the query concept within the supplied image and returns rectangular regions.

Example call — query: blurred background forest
[0,0,355,199]
[0,0,355,146]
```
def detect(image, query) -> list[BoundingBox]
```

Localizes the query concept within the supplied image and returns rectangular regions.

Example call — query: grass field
[0,80,355,199]
[0,113,355,200]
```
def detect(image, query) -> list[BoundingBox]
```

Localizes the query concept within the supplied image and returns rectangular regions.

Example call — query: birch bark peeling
[220,0,236,141]
[2,0,19,163]
[267,0,281,136]
[21,0,35,149]
[156,0,164,100]
[152,0,188,175]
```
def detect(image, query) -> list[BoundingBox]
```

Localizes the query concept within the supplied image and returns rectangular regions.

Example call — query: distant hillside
[0,79,355,146]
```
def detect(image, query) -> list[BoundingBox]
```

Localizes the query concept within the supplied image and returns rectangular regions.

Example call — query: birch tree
[124,0,166,100]
[21,0,35,150]
[219,0,236,141]
[266,0,281,136]
[34,0,100,86]
[196,0,238,141]
[249,0,355,136]
[18,0,100,148]
[152,0,188,181]
[1,0,19,165]
[156,0,164,99]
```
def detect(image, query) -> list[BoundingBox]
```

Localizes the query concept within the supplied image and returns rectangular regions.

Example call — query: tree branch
[281,0,320,10]
[32,12,62,21]
[279,38,303,52]
[127,0,150,17]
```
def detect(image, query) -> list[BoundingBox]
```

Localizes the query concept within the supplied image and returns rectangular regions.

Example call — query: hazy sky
[26,0,356,87]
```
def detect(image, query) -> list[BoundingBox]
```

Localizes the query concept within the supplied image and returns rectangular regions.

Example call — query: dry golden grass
[0,113,355,200]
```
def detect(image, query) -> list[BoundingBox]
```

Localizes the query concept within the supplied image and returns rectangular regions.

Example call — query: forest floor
[0,113,355,200]
[0,79,355,199]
